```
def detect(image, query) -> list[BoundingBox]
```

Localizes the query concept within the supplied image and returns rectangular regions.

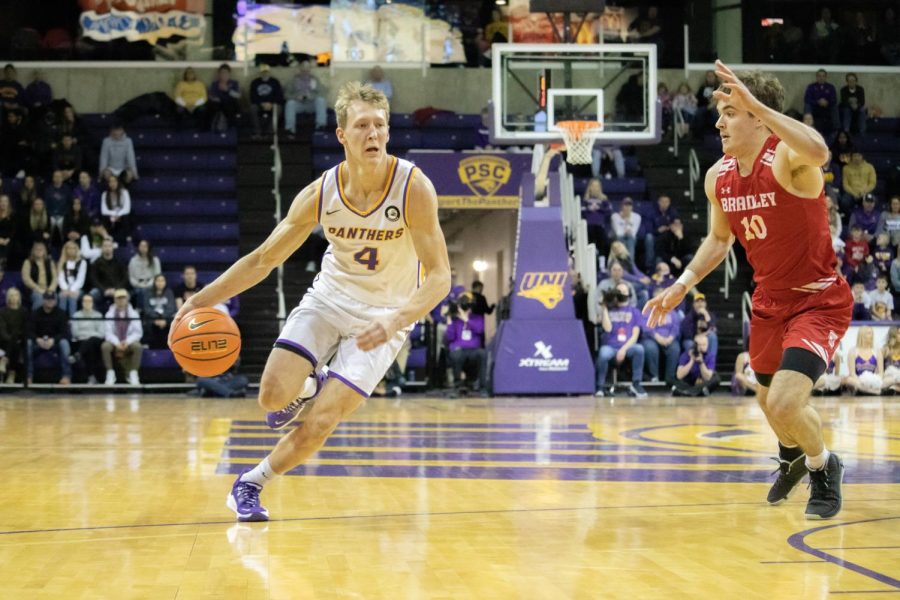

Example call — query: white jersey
[312,156,421,308]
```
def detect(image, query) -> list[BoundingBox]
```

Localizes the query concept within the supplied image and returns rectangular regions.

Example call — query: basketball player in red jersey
[644,61,852,519]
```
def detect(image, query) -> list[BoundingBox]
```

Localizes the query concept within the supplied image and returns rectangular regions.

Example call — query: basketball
[169,308,241,377]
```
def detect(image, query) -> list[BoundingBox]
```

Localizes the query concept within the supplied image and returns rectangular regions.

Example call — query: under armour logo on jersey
[721,186,731,195]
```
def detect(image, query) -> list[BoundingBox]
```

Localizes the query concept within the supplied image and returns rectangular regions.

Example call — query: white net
[557,121,602,165]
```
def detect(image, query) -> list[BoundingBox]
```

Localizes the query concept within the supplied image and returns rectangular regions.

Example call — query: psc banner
[407,151,530,209]
[79,0,205,44]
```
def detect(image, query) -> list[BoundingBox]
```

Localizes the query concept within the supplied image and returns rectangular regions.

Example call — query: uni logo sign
[517,272,567,310]
[457,156,512,196]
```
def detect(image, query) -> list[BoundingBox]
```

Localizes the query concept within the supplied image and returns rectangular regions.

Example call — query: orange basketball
[169,308,241,377]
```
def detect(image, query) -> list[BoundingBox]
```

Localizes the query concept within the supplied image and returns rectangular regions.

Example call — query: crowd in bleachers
[0,62,238,385]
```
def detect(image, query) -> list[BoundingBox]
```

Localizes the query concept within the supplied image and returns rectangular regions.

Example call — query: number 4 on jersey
[740,215,768,240]
[353,246,379,270]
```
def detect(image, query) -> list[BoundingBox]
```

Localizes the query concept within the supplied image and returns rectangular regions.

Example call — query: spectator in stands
[825,195,844,253]
[851,280,872,320]
[627,5,662,49]
[811,7,840,64]
[873,234,894,275]
[592,145,626,180]
[100,174,131,245]
[842,152,877,216]
[583,177,612,255]
[881,7,900,65]
[595,282,647,398]
[871,274,894,313]
[23,70,51,114]
[839,73,867,135]
[26,291,71,385]
[673,332,719,396]
[207,63,241,132]
[0,109,32,178]
[444,293,486,395]
[80,219,112,263]
[0,64,25,114]
[849,194,879,243]
[672,82,697,138]
[823,152,841,205]
[804,69,839,134]
[284,60,327,137]
[62,196,90,245]
[56,240,86,317]
[845,225,871,271]
[680,292,718,358]
[74,170,101,218]
[20,197,51,254]
[872,301,891,322]
[657,82,673,136]
[173,67,208,130]
[733,350,757,396]
[844,326,882,395]
[128,239,161,309]
[655,217,693,275]
[831,130,854,169]
[611,197,640,258]
[802,113,815,128]
[18,175,37,210]
[693,70,718,137]
[0,194,13,267]
[365,66,393,101]
[70,293,104,384]
[52,134,83,183]
[876,196,900,247]
[0,287,25,382]
[597,262,637,308]
[249,63,284,139]
[101,288,142,386]
[644,194,678,270]
[44,170,72,247]
[650,261,675,294]
[58,106,90,151]
[21,241,56,310]
[609,241,651,306]
[174,265,204,309]
[99,124,138,185]
[474,106,492,149]
[469,280,494,317]
[88,238,128,311]
[142,273,175,349]
[615,73,644,123]
[641,286,681,384]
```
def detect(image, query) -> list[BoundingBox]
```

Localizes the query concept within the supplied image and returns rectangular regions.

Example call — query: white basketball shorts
[274,287,411,397]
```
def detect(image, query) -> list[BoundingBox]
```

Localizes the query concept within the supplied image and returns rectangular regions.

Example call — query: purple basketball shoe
[226,473,269,522]
[265,369,327,430]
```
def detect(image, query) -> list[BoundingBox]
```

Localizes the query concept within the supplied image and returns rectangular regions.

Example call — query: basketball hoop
[555,120,602,165]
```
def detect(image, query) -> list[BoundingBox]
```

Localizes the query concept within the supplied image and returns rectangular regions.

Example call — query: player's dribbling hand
[712,59,762,115]
[642,283,688,328]
[356,315,399,352]
[168,300,198,348]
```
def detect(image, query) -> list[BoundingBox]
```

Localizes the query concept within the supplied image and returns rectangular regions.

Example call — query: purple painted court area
[218,421,900,483]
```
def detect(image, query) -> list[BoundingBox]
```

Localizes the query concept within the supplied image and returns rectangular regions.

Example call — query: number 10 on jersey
[740,215,768,240]
[353,247,379,270]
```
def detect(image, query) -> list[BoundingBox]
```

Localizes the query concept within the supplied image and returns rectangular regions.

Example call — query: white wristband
[675,269,699,289]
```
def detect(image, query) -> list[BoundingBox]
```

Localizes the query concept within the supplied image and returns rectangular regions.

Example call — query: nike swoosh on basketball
[188,318,215,330]
[326,208,341,215]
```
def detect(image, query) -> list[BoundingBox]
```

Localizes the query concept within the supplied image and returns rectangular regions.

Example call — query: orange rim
[556,120,603,140]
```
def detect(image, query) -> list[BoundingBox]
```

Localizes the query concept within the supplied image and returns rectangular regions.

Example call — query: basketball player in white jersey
[169,82,451,521]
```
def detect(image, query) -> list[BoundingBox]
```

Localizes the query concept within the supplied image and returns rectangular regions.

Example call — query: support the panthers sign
[408,151,530,209]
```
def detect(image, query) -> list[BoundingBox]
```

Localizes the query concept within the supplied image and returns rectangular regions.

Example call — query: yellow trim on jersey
[336,156,399,218]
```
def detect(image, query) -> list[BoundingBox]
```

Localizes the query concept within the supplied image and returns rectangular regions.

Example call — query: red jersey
[715,134,837,295]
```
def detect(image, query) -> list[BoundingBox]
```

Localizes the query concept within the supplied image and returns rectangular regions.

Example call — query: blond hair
[335,81,390,129]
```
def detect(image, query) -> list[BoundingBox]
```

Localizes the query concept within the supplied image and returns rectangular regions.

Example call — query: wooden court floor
[0,391,898,600]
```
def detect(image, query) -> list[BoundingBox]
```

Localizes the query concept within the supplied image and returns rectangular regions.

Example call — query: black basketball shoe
[805,453,844,520]
[767,447,808,506]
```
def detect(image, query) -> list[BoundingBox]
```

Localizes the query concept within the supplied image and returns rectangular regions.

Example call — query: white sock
[806,448,830,471]
[240,457,279,487]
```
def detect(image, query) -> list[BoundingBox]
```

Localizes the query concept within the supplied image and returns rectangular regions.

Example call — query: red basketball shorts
[749,277,853,375]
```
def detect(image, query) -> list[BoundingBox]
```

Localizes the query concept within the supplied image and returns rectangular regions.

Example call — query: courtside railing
[271,105,287,330]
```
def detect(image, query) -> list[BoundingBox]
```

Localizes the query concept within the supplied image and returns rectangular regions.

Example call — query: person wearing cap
[680,291,718,359]
[673,332,720,396]
[26,290,72,385]
[101,288,142,385]
[841,150,876,215]
[249,63,285,139]
[610,197,642,259]
[849,193,879,243]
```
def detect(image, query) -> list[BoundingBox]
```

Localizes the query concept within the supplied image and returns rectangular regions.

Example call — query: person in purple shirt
[640,287,682,384]
[23,71,52,112]
[0,64,25,113]
[595,282,647,398]
[673,332,720,396]
[643,194,679,270]
[803,69,839,133]
[73,171,101,218]
[849,194,880,242]
[444,294,486,394]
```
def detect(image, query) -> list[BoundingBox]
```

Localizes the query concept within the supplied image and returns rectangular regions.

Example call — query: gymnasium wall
[29,65,900,118]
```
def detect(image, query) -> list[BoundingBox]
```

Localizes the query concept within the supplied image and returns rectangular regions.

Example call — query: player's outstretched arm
[713,60,828,168]
[643,163,734,327]
[168,177,321,344]
[356,171,451,352]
